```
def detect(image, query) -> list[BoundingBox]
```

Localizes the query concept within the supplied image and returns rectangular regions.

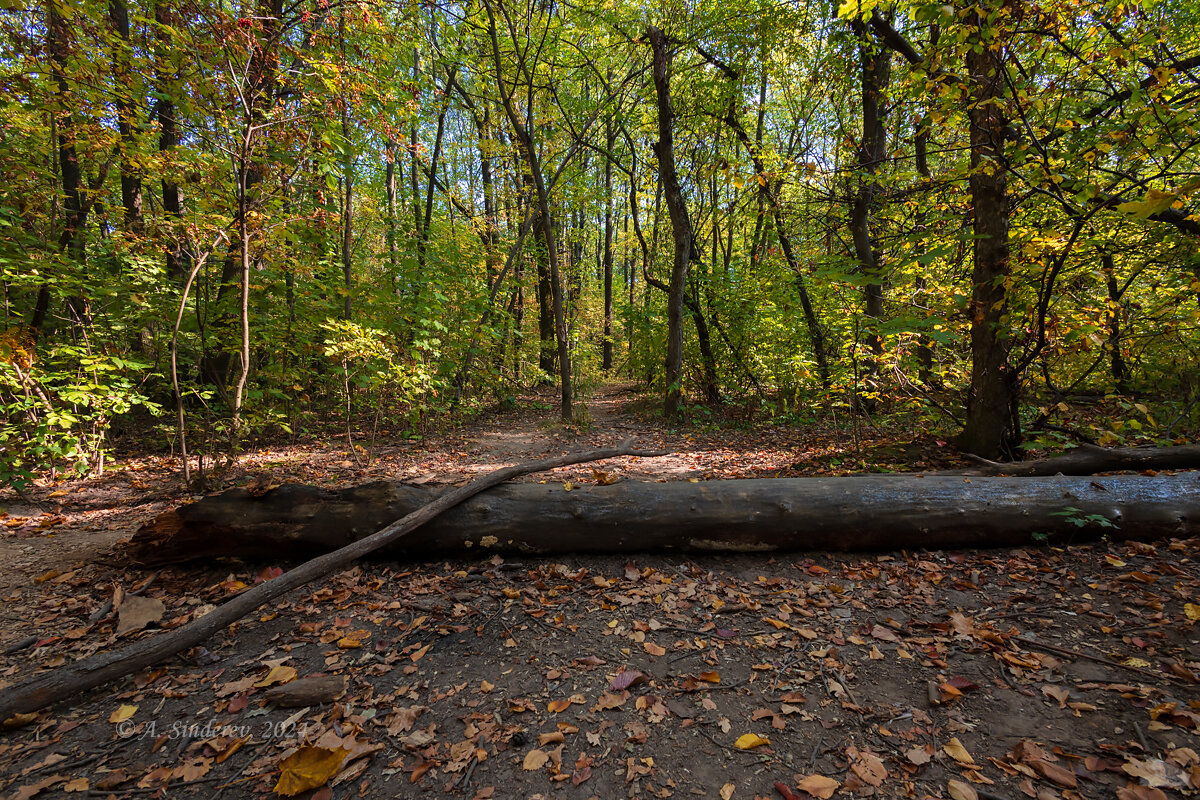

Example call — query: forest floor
[0,383,1197,800]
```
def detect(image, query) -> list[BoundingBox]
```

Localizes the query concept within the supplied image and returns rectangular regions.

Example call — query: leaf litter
[1,385,1199,798]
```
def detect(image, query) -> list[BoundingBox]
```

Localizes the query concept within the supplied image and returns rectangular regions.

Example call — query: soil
[1,384,1198,800]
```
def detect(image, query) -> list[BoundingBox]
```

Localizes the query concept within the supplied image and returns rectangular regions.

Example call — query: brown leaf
[795,774,839,799]
[948,779,979,800]
[610,669,648,691]
[1032,759,1078,788]
[944,737,978,767]
[522,749,549,771]
[848,746,887,786]
[116,594,165,636]
[274,747,347,797]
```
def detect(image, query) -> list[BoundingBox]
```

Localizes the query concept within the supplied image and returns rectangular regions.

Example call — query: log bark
[0,444,658,722]
[958,444,1200,477]
[128,472,1200,568]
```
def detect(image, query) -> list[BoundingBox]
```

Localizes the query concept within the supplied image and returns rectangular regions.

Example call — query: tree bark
[108,0,143,236]
[850,20,891,406]
[129,471,1200,567]
[154,0,184,283]
[959,5,1018,459]
[0,444,659,721]
[647,26,691,417]
[603,117,615,370]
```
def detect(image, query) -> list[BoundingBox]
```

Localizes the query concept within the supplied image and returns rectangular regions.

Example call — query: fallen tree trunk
[958,443,1200,476]
[0,444,660,721]
[129,472,1200,566]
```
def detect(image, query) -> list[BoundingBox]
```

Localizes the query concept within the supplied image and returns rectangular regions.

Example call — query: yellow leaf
[548,699,571,713]
[254,665,297,687]
[1185,603,1200,621]
[720,782,735,799]
[1122,656,1152,668]
[698,671,720,683]
[943,737,977,766]
[109,704,137,723]
[274,746,347,796]
[734,733,769,750]
[796,774,840,799]
[948,779,979,800]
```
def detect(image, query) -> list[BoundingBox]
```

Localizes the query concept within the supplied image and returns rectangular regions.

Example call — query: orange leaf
[274,747,347,796]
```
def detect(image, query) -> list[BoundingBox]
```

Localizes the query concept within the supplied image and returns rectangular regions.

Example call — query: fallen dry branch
[127,472,1200,566]
[0,443,661,722]
[958,443,1200,476]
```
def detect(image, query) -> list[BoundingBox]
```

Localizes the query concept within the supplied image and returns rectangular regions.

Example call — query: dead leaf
[109,705,137,724]
[274,746,348,796]
[735,733,769,750]
[944,737,978,767]
[523,749,549,771]
[720,782,735,799]
[254,664,297,688]
[906,746,932,765]
[1122,758,1192,790]
[848,746,887,786]
[795,774,839,799]
[610,670,648,691]
[115,595,165,636]
[948,779,979,800]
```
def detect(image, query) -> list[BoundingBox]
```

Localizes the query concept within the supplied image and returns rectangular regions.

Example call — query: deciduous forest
[2,1,1200,798]
[3,0,1199,485]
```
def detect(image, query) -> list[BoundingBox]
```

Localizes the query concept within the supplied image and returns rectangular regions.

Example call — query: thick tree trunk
[955,443,1200,477]
[850,21,891,406]
[960,6,1018,459]
[129,472,1200,567]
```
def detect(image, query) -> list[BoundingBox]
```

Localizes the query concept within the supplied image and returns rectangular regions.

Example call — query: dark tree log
[0,444,658,722]
[128,472,1200,568]
[958,444,1200,477]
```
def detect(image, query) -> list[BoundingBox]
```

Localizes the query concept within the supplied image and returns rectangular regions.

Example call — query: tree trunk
[385,139,399,280]
[955,443,1200,477]
[129,471,1200,567]
[108,0,143,236]
[154,0,184,283]
[484,0,571,420]
[40,0,90,335]
[850,21,891,407]
[1102,252,1129,393]
[603,119,615,370]
[959,6,1018,459]
[648,26,690,417]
